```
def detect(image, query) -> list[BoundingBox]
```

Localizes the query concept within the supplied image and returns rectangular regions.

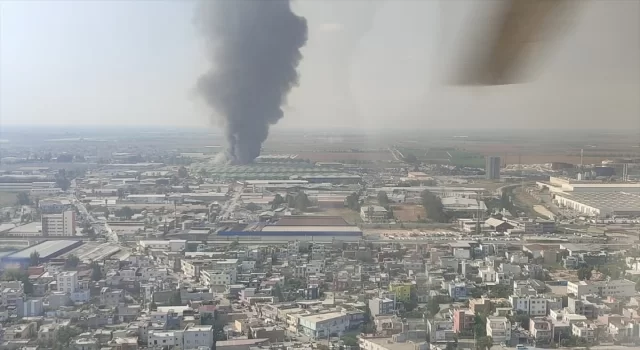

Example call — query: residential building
[389,283,412,303]
[200,269,237,286]
[453,309,475,334]
[479,267,497,283]
[567,279,636,298]
[41,210,76,236]
[23,299,43,317]
[529,318,552,345]
[57,271,78,293]
[486,316,511,344]
[510,295,547,316]
[100,287,124,307]
[358,336,429,350]
[572,322,596,343]
[369,297,395,317]
[426,318,456,343]
[298,311,357,339]
[448,282,469,301]
[183,325,214,349]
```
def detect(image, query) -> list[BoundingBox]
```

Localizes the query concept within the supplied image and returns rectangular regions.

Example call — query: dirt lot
[392,205,425,222]
[296,151,394,162]
[321,207,363,225]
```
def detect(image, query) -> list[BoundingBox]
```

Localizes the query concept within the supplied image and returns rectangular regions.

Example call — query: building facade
[41,211,76,236]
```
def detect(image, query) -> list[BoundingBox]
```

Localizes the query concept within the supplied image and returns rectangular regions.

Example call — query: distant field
[0,192,19,207]
[392,205,425,222]
[296,152,394,162]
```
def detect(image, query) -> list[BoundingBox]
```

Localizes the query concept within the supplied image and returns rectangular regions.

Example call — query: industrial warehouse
[202,163,361,183]
[216,216,363,240]
[1,240,84,269]
[537,177,640,217]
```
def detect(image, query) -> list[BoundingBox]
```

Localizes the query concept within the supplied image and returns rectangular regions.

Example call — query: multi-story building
[298,311,359,339]
[510,295,547,316]
[57,271,78,293]
[41,210,76,236]
[572,322,596,343]
[486,316,511,344]
[529,318,552,345]
[200,269,236,287]
[486,156,501,180]
[453,309,475,334]
[447,282,469,301]
[148,324,214,349]
[100,287,124,307]
[567,279,636,298]
[369,297,395,317]
[478,267,497,283]
[389,282,412,303]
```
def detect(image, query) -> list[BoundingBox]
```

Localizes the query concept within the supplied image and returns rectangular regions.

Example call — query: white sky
[0,0,638,130]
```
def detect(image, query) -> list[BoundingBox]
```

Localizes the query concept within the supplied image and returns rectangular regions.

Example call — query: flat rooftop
[274,216,348,226]
[7,240,82,259]
[557,191,640,212]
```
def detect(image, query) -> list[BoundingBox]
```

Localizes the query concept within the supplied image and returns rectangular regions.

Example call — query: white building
[148,325,214,349]
[510,295,547,316]
[57,271,78,293]
[200,269,237,287]
[479,267,497,283]
[572,322,596,343]
[41,211,76,236]
[298,311,351,339]
[486,316,511,344]
[139,240,186,252]
[567,279,636,298]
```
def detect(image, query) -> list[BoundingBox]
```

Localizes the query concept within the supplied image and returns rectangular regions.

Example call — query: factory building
[2,240,84,269]
[216,216,362,240]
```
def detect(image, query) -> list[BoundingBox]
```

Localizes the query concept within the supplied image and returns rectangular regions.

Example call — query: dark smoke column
[196,0,308,164]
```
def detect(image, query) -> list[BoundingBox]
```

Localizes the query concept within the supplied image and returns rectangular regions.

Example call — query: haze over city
[1,0,639,130]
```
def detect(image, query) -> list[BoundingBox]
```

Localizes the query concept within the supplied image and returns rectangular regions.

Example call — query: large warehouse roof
[275,216,348,226]
[7,240,82,259]
[558,192,640,212]
[261,225,361,232]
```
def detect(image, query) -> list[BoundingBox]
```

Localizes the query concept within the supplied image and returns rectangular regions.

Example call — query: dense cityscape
[0,127,639,350]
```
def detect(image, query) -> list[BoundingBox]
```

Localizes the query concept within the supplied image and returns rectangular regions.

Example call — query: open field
[320,207,363,225]
[0,192,19,207]
[295,151,394,162]
[392,204,425,222]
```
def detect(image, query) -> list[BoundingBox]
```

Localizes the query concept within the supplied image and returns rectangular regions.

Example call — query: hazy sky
[0,0,638,130]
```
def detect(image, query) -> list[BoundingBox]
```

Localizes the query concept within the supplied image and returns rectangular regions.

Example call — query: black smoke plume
[196,0,308,164]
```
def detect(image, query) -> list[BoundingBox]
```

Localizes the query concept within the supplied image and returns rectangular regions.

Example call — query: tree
[56,177,71,191]
[421,190,448,222]
[29,251,40,266]
[578,267,592,281]
[346,192,360,211]
[273,284,285,302]
[270,194,286,209]
[377,191,390,207]
[116,206,135,220]
[169,290,182,306]
[476,336,494,350]
[445,343,456,350]
[426,298,441,317]
[294,192,310,212]
[178,166,188,178]
[65,254,80,268]
[245,202,260,212]
[149,301,158,311]
[91,261,103,281]
[3,269,34,295]
[16,192,32,205]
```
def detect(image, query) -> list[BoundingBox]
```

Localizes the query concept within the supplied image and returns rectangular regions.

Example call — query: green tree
[340,335,359,347]
[273,284,285,302]
[3,269,34,295]
[270,194,286,209]
[200,313,214,325]
[245,202,261,212]
[16,192,32,205]
[149,301,158,311]
[421,190,448,222]
[377,191,390,207]
[178,166,188,178]
[91,261,103,281]
[29,251,40,266]
[426,298,441,317]
[294,192,310,212]
[476,336,494,350]
[116,206,135,220]
[56,177,71,191]
[578,267,592,281]
[65,254,80,268]
[346,192,361,211]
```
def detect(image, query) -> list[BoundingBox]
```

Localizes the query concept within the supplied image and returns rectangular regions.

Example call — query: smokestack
[196,0,308,164]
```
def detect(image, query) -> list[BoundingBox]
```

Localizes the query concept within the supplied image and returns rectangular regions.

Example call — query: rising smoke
[196,0,308,164]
